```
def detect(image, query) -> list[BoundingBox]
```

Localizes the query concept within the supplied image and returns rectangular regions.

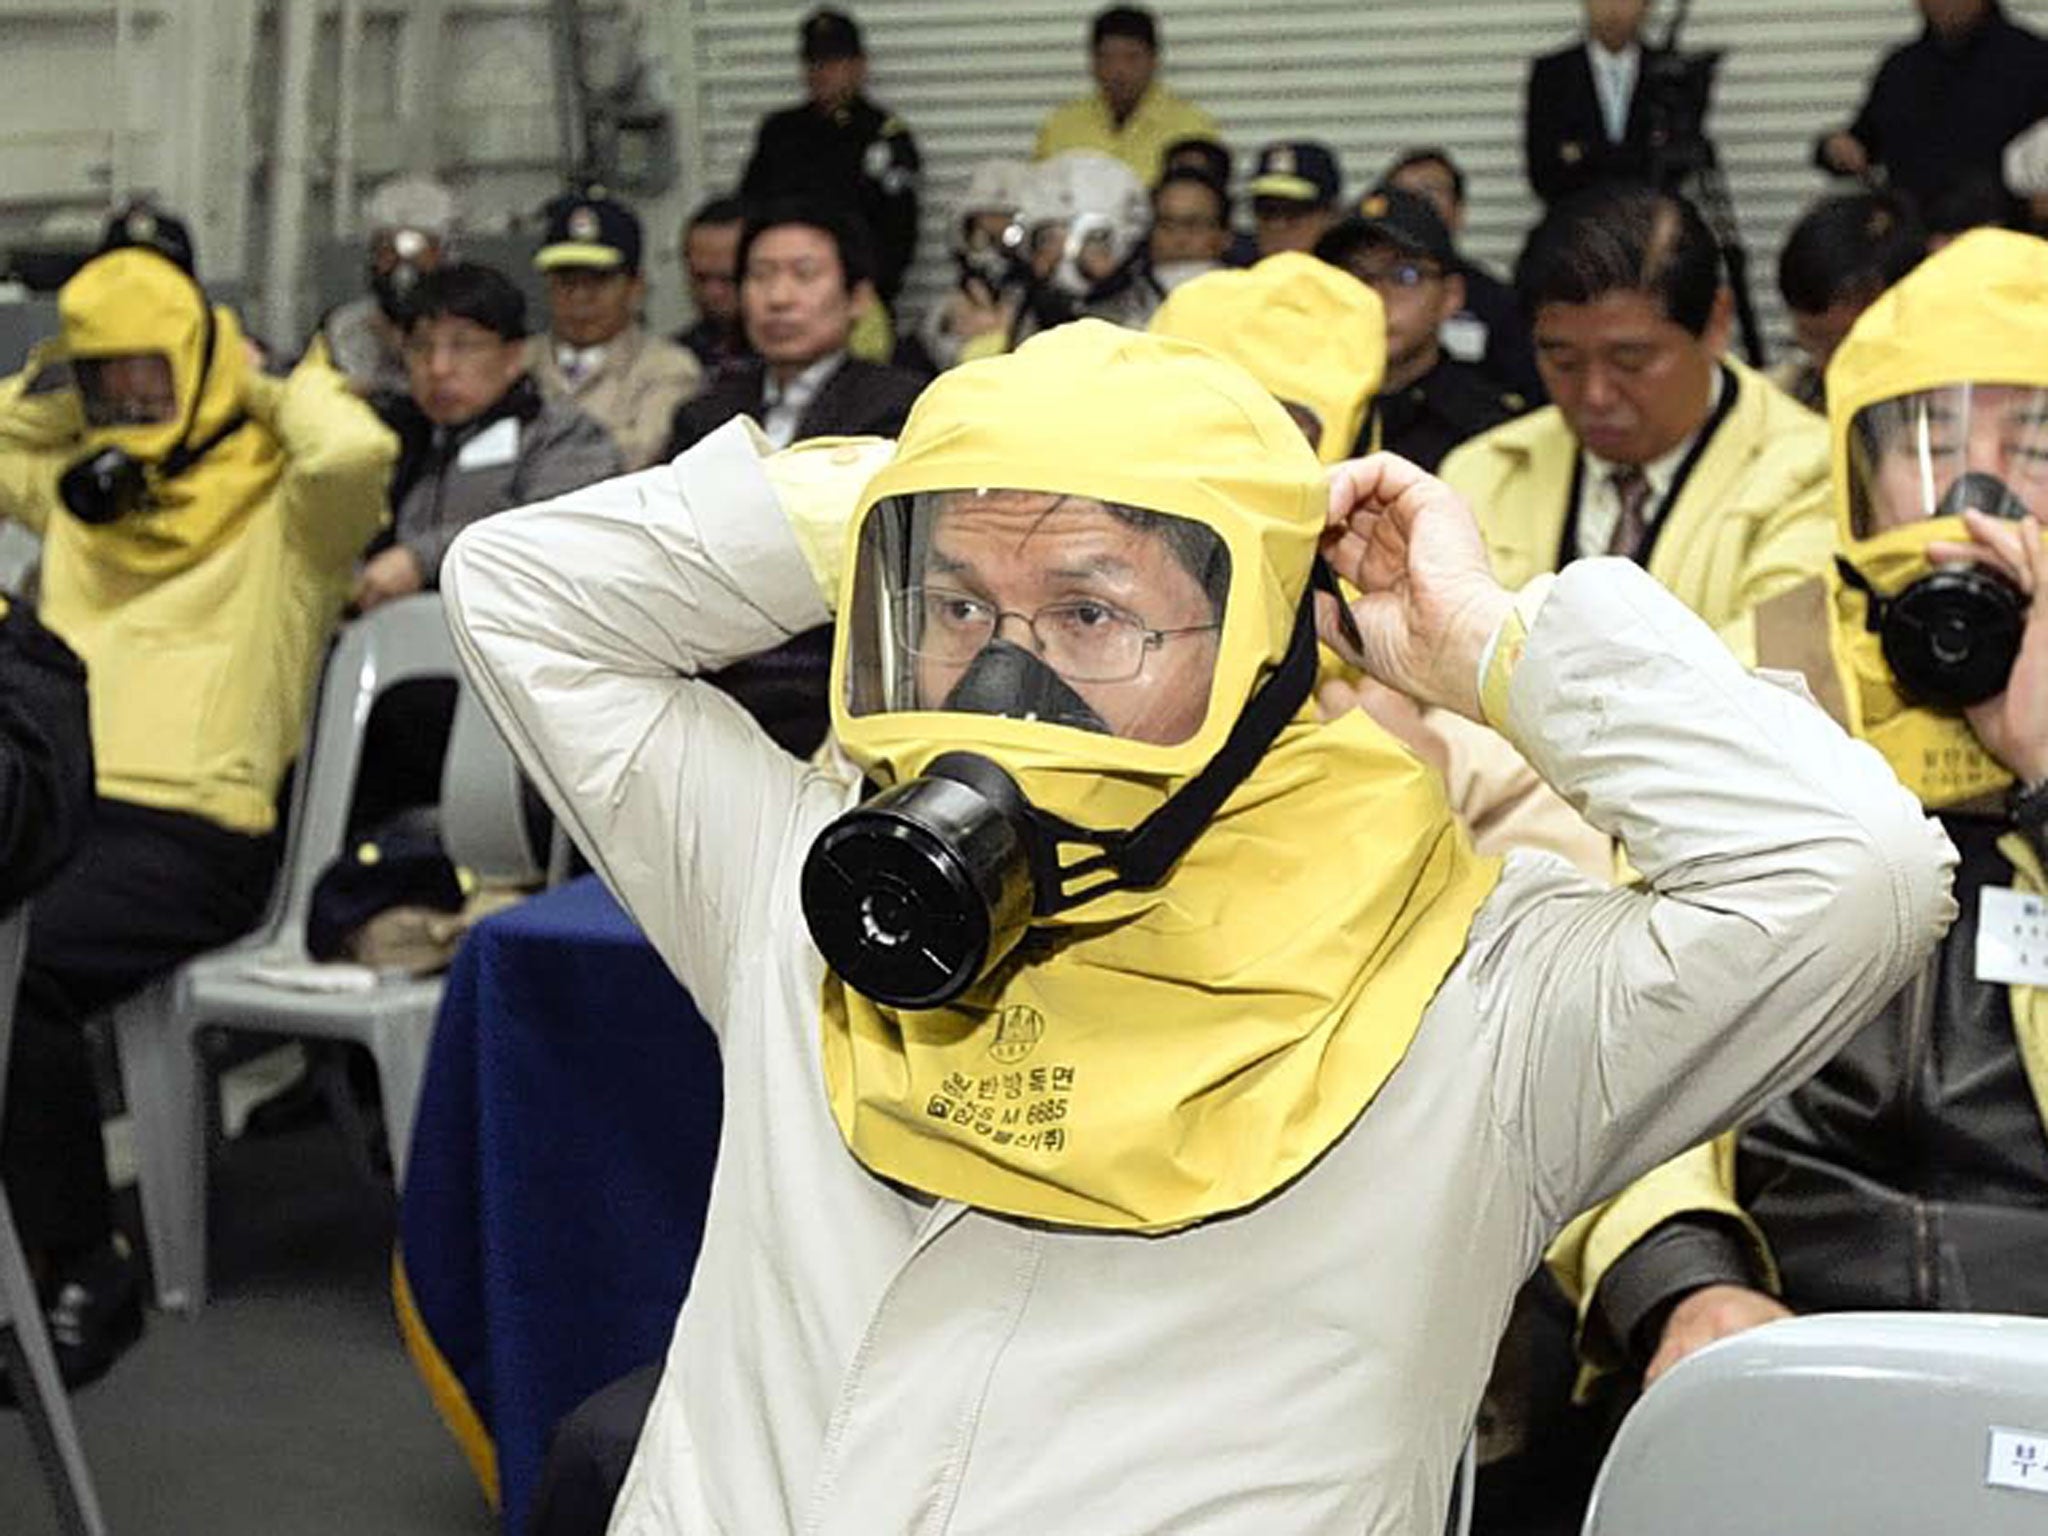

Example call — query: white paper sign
[1987,1426,2048,1495]
[456,415,520,471]
[1974,886,2048,987]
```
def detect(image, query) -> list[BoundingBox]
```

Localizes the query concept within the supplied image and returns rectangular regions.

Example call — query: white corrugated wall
[684,0,2048,355]
[0,2,2043,349]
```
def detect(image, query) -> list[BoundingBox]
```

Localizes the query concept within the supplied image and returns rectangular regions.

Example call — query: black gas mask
[371,228,435,322]
[800,582,1323,1009]
[1835,472,2033,709]
[58,302,247,527]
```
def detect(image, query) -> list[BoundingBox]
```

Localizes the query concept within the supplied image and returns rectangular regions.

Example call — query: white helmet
[364,174,460,243]
[1017,151,1151,299]
[951,158,1035,288]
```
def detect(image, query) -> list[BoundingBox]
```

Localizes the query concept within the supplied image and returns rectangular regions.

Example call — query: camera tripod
[1641,1,1767,366]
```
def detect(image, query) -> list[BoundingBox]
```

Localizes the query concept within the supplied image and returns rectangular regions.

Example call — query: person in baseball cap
[97,199,197,278]
[529,190,701,470]
[1316,187,1525,469]
[1249,140,1342,258]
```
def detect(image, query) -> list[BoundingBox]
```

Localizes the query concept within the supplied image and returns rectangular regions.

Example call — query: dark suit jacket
[665,355,929,758]
[1524,43,1662,205]
[665,355,928,460]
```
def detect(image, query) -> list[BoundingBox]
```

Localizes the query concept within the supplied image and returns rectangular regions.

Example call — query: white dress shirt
[1574,370,1729,561]
[1574,431,1694,562]
[1586,41,1641,146]
[760,351,847,450]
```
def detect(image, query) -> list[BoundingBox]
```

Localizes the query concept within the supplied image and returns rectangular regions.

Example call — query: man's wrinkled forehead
[926,490,1127,566]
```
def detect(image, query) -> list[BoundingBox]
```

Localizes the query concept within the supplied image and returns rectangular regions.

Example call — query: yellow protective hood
[1146,252,1383,464]
[819,320,1500,1232]
[56,249,282,576]
[1820,229,2048,807]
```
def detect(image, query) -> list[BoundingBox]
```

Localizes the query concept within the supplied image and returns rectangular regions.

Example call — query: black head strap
[1030,580,1323,908]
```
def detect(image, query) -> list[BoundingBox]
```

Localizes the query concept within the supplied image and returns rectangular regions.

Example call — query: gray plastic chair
[111,594,470,1313]
[1582,1311,2048,1535]
[0,907,110,1535]
[441,682,544,889]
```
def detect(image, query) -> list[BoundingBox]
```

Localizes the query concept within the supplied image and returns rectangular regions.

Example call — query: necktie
[1607,466,1652,560]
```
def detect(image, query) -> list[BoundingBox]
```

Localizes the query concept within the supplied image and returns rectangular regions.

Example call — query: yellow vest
[1440,358,1832,633]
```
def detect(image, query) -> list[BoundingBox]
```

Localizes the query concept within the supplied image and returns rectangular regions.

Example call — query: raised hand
[1927,509,2048,784]
[1317,452,1513,723]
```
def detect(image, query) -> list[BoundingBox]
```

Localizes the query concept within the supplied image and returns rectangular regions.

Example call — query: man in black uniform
[1316,189,1525,471]
[1524,0,1660,207]
[739,9,921,309]
[1382,149,1544,403]
[1816,0,2048,218]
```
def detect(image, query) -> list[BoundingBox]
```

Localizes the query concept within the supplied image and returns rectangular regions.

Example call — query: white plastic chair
[1582,1312,2048,1535]
[110,592,521,1313]
[0,907,110,1536]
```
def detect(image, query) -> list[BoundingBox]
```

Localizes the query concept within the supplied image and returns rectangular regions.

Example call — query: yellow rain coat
[0,250,396,834]
[1440,357,1831,632]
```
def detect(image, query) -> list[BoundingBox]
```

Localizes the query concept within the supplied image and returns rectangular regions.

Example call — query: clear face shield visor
[1848,383,2048,539]
[74,354,178,428]
[842,488,1233,747]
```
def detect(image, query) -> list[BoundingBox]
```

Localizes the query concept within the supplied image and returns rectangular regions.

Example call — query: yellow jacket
[1439,358,1832,633]
[1033,85,1218,184]
[0,353,395,835]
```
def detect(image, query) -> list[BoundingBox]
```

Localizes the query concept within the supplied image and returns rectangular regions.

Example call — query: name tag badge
[456,416,520,471]
[1440,313,1488,363]
[1974,886,2048,987]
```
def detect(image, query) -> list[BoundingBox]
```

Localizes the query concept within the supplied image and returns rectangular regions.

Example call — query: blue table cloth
[397,875,723,1535]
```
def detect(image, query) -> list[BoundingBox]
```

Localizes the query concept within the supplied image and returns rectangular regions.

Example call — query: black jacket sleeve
[1525,51,1583,206]
[0,598,93,914]
[1586,1213,1770,1373]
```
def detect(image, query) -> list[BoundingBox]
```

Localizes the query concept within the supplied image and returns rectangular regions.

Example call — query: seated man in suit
[667,199,926,756]
[1525,0,1660,207]
[1441,183,1831,633]
[667,198,926,456]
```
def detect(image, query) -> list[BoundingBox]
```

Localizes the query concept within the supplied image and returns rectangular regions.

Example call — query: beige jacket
[443,421,1953,1536]
[529,324,702,471]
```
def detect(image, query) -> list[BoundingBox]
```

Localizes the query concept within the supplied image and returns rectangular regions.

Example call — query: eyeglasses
[897,586,1219,683]
[1356,260,1442,292]
[1154,213,1223,235]
[401,333,507,363]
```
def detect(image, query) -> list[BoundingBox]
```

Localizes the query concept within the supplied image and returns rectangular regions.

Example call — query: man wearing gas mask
[1550,229,2048,1393]
[319,173,459,399]
[1002,149,1161,351]
[0,245,396,1384]
[442,318,1952,1533]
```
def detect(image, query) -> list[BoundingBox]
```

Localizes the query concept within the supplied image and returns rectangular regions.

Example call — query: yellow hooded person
[1146,252,1384,463]
[805,318,1500,1232]
[0,247,398,834]
[1819,227,2048,808]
